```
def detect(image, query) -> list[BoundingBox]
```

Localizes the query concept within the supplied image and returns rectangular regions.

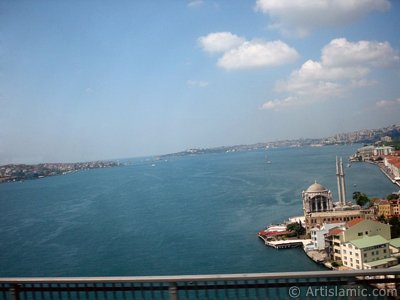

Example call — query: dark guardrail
[1,269,400,299]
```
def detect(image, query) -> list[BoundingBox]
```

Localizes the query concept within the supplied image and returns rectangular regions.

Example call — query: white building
[341,235,397,270]
[310,223,345,250]
[374,146,394,156]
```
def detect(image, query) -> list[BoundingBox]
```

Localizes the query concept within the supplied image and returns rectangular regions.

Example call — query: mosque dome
[306,182,328,193]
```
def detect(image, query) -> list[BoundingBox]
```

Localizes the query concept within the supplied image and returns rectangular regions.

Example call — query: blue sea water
[0,145,398,277]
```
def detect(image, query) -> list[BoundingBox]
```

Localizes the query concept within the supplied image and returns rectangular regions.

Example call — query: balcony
[1,269,400,299]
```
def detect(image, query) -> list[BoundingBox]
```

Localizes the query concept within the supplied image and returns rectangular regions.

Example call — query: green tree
[352,191,370,207]
[286,222,306,238]
[389,216,400,238]
[377,214,387,224]
[387,194,400,200]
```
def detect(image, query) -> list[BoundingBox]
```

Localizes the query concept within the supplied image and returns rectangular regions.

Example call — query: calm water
[0,145,397,277]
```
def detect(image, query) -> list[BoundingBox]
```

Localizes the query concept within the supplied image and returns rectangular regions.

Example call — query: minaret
[336,156,342,205]
[339,157,346,205]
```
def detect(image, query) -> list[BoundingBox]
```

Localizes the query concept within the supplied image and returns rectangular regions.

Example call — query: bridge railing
[1,269,400,299]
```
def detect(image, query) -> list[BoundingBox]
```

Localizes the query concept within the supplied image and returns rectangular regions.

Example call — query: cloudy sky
[1,0,399,163]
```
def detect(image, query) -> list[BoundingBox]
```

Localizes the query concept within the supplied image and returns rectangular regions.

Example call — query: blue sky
[1,0,399,164]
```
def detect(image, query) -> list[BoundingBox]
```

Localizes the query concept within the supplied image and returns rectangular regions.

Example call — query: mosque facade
[302,157,373,233]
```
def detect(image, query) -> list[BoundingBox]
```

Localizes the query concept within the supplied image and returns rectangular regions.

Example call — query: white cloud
[280,59,369,91]
[198,32,299,70]
[255,0,391,37]
[261,96,299,110]
[198,32,245,54]
[187,0,204,8]
[217,40,299,70]
[187,80,209,88]
[322,38,400,67]
[376,98,400,108]
[263,38,399,110]
[279,38,398,95]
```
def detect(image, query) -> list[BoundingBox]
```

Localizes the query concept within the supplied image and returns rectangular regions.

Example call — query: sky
[1,0,400,164]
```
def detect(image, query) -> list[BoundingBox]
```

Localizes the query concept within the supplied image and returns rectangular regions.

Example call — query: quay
[379,163,400,187]
[258,234,311,249]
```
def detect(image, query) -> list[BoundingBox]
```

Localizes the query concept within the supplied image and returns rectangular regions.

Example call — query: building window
[358,232,363,236]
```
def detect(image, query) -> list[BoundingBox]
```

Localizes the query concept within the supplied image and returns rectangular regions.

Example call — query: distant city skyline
[1,1,399,164]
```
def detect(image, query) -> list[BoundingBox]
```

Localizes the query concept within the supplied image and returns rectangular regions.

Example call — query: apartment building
[341,235,397,270]
[326,218,391,262]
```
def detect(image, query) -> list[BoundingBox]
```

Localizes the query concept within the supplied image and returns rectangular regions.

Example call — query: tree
[352,191,370,207]
[389,216,400,238]
[387,194,400,200]
[286,222,306,238]
[377,214,387,224]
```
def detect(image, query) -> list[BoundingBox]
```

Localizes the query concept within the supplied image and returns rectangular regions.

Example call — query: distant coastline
[1,123,399,183]
[161,124,400,158]
[0,161,119,184]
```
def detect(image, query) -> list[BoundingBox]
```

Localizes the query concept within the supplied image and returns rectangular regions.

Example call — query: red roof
[258,230,291,236]
[376,199,389,205]
[346,218,364,228]
[327,228,343,236]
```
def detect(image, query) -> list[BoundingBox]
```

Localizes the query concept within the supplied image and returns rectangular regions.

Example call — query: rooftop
[328,228,343,236]
[346,218,364,228]
[310,210,363,217]
[350,235,388,249]
[390,238,400,248]
[306,182,328,193]
[364,257,397,268]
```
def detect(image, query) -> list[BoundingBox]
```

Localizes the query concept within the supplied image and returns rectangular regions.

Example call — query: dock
[258,235,312,249]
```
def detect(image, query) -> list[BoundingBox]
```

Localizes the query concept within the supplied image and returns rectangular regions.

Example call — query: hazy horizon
[1,1,399,164]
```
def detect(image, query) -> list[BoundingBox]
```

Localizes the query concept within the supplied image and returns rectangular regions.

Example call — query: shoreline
[258,232,335,269]
[0,161,120,184]
[361,160,400,187]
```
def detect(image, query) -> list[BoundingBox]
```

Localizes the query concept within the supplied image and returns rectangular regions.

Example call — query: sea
[0,144,398,277]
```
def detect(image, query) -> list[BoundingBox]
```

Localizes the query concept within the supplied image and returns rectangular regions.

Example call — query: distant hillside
[161,124,400,158]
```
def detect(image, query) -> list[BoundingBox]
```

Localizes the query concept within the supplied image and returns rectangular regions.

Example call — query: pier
[258,234,311,249]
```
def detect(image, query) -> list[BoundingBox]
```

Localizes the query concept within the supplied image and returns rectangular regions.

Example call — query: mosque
[302,157,373,233]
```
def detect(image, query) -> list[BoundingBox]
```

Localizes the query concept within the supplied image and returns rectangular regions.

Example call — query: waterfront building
[376,199,392,219]
[302,182,334,215]
[302,157,371,233]
[388,198,400,216]
[389,238,400,254]
[375,198,400,218]
[340,219,391,241]
[326,227,344,262]
[310,222,344,250]
[374,146,394,157]
[341,235,397,270]
[381,136,393,143]
[326,218,391,262]
[305,210,371,233]
[384,155,400,182]
[355,145,376,161]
